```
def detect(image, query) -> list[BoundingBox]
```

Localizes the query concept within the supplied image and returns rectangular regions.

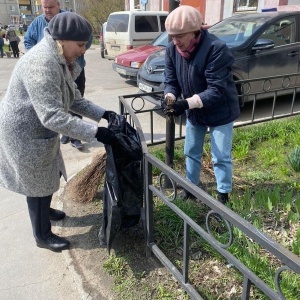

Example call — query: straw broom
[64,149,107,203]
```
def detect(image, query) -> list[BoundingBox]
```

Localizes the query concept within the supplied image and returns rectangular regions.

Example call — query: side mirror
[252,39,275,51]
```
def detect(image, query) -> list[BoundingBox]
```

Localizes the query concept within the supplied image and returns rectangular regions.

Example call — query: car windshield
[150,31,168,47]
[106,14,129,33]
[208,15,268,47]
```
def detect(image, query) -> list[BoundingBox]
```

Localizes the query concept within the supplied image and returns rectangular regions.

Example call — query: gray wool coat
[0,30,106,197]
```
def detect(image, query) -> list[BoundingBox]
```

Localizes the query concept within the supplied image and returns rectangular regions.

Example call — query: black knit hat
[48,12,92,41]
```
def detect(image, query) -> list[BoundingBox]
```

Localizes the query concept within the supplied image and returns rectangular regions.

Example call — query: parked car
[100,22,107,59]
[137,11,300,104]
[105,10,167,60]
[112,31,168,81]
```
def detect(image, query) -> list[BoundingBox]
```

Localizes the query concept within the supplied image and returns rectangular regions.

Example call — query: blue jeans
[184,120,234,193]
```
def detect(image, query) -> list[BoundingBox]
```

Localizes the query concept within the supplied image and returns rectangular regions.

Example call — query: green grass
[3,44,9,52]
[92,35,100,45]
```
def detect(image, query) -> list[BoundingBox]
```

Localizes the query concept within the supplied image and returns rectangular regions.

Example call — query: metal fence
[118,74,300,299]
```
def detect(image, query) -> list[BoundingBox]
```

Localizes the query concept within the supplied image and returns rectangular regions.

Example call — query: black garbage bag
[98,114,143,253]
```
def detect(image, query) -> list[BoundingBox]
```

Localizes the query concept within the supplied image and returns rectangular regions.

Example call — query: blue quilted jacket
[164,29,240,127]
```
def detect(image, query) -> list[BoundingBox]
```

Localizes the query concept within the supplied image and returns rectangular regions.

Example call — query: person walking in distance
[163,6,240,203]
[0,33,4,58]
[24,0,91,149]
[6,27,20,58]
[0,12,118,252]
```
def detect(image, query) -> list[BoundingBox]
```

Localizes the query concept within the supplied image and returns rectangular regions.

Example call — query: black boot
[36,233,70,252]
[49,208,66,221]
[26,195,70,252]
[217,192,229,204]
[177,189,196,201]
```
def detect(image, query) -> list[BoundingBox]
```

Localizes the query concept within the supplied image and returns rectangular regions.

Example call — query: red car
[112,31,167,80]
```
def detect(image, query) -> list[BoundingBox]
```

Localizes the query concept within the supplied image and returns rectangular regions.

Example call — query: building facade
[0,0,20,26]
[143,0,300,25]
[0,0,76,26]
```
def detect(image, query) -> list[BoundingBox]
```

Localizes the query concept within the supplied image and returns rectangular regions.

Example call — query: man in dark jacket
[163,5,240,203]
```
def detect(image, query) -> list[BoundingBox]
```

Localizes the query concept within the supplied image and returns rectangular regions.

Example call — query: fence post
[165,0,180,173]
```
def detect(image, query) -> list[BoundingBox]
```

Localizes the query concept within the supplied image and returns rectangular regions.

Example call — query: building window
[233,0,258,12]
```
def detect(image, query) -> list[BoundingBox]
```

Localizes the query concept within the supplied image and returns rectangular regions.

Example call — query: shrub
[288,146,300,172]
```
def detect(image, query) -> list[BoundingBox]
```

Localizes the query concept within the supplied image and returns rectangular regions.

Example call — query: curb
[56,179,93,300]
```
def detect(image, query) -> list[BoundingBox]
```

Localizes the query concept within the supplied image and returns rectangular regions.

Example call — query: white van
[104,10,168,59]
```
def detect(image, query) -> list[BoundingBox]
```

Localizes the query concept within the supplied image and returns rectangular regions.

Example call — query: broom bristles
[64,150,107,203]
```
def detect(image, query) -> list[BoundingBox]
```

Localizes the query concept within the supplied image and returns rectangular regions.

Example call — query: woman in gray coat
[0,12,116,252]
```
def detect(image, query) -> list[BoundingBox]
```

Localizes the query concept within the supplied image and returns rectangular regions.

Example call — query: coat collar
[42,30,81,95]
[43,29,82,80]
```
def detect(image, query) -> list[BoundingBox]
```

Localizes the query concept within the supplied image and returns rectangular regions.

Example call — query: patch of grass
[3,44,9,52]
[103,254,128,279]
[92,35,100,45]
[153,199,204,255]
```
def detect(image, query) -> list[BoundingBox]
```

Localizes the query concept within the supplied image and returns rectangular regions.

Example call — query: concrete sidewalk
[0,187,86,300]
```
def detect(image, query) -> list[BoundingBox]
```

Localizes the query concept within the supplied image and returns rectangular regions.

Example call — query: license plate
[139,82,152,93]
[111,45,120,50]
[115,67,127,75]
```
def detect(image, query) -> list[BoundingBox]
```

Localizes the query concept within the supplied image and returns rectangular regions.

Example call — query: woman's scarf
[176,33,201,59]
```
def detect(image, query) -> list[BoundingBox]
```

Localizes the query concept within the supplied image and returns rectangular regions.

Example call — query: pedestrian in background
[0,33,4,58]
[24,0,91,150]
[6,27,20,58]
[163,5,240,203]
[0,12,117,252]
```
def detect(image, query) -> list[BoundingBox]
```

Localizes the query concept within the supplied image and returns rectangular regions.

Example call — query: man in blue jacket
[24,0,92,150]
[163,6,240,203]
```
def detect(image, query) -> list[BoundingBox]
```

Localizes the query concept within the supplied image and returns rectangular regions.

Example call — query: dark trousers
[10,41,19,58]
[26,195,52,241]
[65,68,86,140]
[75,68,86,97]
[70,68,85,120]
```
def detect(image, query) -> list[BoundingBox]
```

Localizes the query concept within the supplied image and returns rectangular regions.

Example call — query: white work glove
[186,94,203,109]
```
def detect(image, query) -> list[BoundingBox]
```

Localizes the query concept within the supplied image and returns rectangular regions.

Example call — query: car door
[247,16,299,95]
